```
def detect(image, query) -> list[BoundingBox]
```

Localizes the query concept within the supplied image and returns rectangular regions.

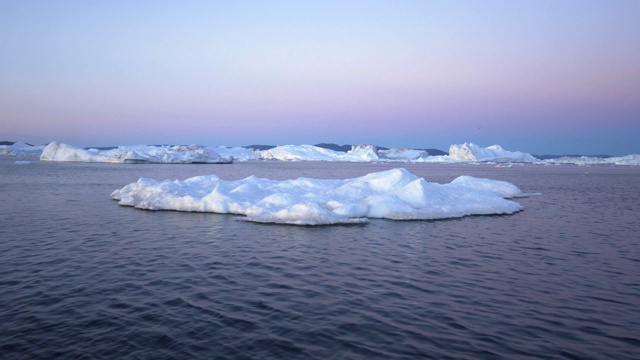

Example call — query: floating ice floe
[449,143,537,163]
[111,168,527,225]
[0,142,45,156]
[40,142,233,164]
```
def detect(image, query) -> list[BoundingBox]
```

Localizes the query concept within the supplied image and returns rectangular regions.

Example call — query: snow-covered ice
[22,140,639,166]
[260,144,432,162]
[250,143,536,164]
[260,144,380,162]
[379,148,430,161]
[40,142,233,164]
[111,168,526,225]
[261,144,348,161]
[541,154,640,166]
[449,143,537,163]
[213,146,260,161]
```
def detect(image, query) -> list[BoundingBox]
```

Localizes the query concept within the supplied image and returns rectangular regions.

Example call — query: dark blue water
[1,158,639,359]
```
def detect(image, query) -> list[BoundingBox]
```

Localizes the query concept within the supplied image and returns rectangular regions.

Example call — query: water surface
[1,159,639,359]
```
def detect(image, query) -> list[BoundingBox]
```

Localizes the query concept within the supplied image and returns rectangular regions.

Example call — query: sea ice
[260,144,381,162]
[541,154,640,166]
[449,143,537,163]
[32,141,638,166]
[261,144,347,161]
[0,142,45,156]
[379,148,430,161]
[111,168,526,225]
[40,142,233,164]
[212,146,260,161]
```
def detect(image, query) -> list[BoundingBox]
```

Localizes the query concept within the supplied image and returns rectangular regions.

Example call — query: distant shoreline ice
[2,141,638,166]
[40,142,233,164]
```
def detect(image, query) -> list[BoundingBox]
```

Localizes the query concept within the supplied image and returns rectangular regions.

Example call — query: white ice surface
[449,143,537,163]
[212,146,260,161]
[40,142,233,164]
[258,144,429,162]
[111,168,526,225]
[379,148,430,161]
[260,144,382,162]
[31,141,639,165]
[541,154,640,166]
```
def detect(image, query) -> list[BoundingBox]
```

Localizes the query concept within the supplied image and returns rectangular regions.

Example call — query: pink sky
[1,1,639,155]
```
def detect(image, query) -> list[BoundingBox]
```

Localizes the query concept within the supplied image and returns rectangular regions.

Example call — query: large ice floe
[111,168,527,225]
[449,143,537,163]
[40,142,233,164]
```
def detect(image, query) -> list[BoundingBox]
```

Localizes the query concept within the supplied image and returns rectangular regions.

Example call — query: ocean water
[1,158,639,359]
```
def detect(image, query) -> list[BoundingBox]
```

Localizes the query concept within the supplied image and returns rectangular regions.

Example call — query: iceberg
[261,144,381,162]
[261,144,346,161]
[111,168,527,225]
[40,142,233,164]
[612,154,640,166]
[379,148,430,161]
[33,141,637,166]
[345,144,380,162]
[213,146,260,161]
[449,143,537,163]
[0,142,45,156]
[541,154,640,166]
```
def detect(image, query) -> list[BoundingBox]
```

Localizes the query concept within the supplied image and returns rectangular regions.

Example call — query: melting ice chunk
[111,168,528,225]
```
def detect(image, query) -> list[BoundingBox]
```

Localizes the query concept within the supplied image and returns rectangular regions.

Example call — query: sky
[1,0,639,155]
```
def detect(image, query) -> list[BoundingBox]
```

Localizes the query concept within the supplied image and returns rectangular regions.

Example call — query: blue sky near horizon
[1,0,639,155]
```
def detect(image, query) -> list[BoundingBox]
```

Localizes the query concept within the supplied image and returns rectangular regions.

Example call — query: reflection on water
[1,158,639,359]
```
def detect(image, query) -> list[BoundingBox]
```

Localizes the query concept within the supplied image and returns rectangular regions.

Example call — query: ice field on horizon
[40,142,233,164]
[2,141,639,166]
[448,143,537,163]
[111,168,527,225]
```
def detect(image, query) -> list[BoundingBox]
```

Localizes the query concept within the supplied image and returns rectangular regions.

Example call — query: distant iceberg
[261,144,381,162]
[379,148,430,161]
[40,142,233,164]
[541,154,640,166]
[261,144,349,161]
[449,143,537,163]
[345,144,380,162]
[111,168,526,225]
[257,144,432,162]
[27,141,639,166]
[214,146,260,161]
[0,142,45,156]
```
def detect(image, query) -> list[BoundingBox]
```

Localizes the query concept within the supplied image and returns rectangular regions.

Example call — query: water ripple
[1,160,639,359]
